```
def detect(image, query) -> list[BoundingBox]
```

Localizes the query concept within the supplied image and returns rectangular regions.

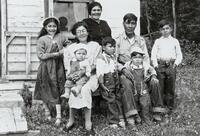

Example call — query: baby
[61,46,91,98]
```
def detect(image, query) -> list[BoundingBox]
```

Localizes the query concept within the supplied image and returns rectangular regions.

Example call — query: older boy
[151,19,183,112]
[96,37,124,128]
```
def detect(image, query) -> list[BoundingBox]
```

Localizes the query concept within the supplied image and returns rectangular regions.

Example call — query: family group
[34,1,183,135]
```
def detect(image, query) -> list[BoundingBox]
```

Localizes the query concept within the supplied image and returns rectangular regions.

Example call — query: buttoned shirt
[151,35,183,67]
[96,52,121,77]
[115,32,150,65]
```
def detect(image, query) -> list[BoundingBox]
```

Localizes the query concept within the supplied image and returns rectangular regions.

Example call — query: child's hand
[150,75,159,85]
[173,64,177,69]
[63,40,72,47]
[99,83,110,96]
[102,87,110,97]
[71,87,78,97]
[59,49,64,55]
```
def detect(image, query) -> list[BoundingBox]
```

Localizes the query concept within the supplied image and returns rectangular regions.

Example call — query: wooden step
[0,108,28,135]
[0,92,23,108]
[0,82,23,92]
[0,130,40,136]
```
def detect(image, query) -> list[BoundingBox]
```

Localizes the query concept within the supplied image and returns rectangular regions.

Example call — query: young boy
[61,45,91,99]
[121,47,158,125]
[96,37,124,128]
[151,19,183,112]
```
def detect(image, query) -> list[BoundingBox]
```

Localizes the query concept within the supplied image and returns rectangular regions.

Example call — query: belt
[158,59,175,66]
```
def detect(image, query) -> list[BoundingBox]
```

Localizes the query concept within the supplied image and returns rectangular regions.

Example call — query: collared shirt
[151,35,183,67]
[83,18,111,45]
[115,32,150,65]
[96,52,119,77]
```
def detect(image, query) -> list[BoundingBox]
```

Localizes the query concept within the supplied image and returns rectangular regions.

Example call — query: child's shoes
[55,117,61,126]
[134,114,142,124]
[127,117,135,126]
[119,119,126,128]
[45,110,52,121]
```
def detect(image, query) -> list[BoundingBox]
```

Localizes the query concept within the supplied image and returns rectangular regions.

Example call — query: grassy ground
[23,65,200,136]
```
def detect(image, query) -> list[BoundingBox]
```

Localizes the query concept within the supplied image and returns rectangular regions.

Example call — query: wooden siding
[7,0,44,32]
[4,32,39,80]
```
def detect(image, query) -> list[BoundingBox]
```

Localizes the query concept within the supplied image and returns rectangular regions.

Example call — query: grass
[23,65,200,136]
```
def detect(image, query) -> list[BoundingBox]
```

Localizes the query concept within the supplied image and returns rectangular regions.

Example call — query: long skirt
[34,58,66,104]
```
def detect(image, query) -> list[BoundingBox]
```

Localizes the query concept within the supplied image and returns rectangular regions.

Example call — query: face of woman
[76,26,88,43]
[45,22,57,36]
[90,6,102,20]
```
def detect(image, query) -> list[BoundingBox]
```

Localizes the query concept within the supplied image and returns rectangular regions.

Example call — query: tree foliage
[141,0,200,42]
[141,0,200,65]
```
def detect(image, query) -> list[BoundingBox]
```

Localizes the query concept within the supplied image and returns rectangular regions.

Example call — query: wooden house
[0,1,140,134]
[0,0,140,81]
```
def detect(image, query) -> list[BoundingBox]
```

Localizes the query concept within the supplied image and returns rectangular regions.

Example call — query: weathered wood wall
[1,0,92,80]
[7,0,44,32]
[1,0,44,80]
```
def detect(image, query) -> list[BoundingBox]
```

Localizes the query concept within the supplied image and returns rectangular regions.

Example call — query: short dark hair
[71,21,91,43]
[159,19,172,28]
[59,16,68,27]
[102,37,116,47]
[59,16,68,31]
[88,2,102,15]
[123,13,137,23]
[38,17,60,39]
[71,21,88,35]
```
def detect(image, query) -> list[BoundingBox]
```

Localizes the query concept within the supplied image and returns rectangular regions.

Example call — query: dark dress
[83,18,111,45]
[34,34,66,104]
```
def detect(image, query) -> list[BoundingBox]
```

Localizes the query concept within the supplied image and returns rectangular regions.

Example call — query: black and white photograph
[0,0,199,136]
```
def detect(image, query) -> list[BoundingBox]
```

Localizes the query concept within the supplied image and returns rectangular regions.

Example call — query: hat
[43,16,60,27]
[73,43,87,54]
[130,47,145,57]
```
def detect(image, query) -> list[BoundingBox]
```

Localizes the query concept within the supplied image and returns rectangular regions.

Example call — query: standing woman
[83,1,111,45]
[34,17,66,126]
[63,21,101,134]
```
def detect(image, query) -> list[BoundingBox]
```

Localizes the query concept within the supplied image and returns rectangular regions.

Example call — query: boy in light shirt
[96,37,124,128]
[151,19,183,112]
